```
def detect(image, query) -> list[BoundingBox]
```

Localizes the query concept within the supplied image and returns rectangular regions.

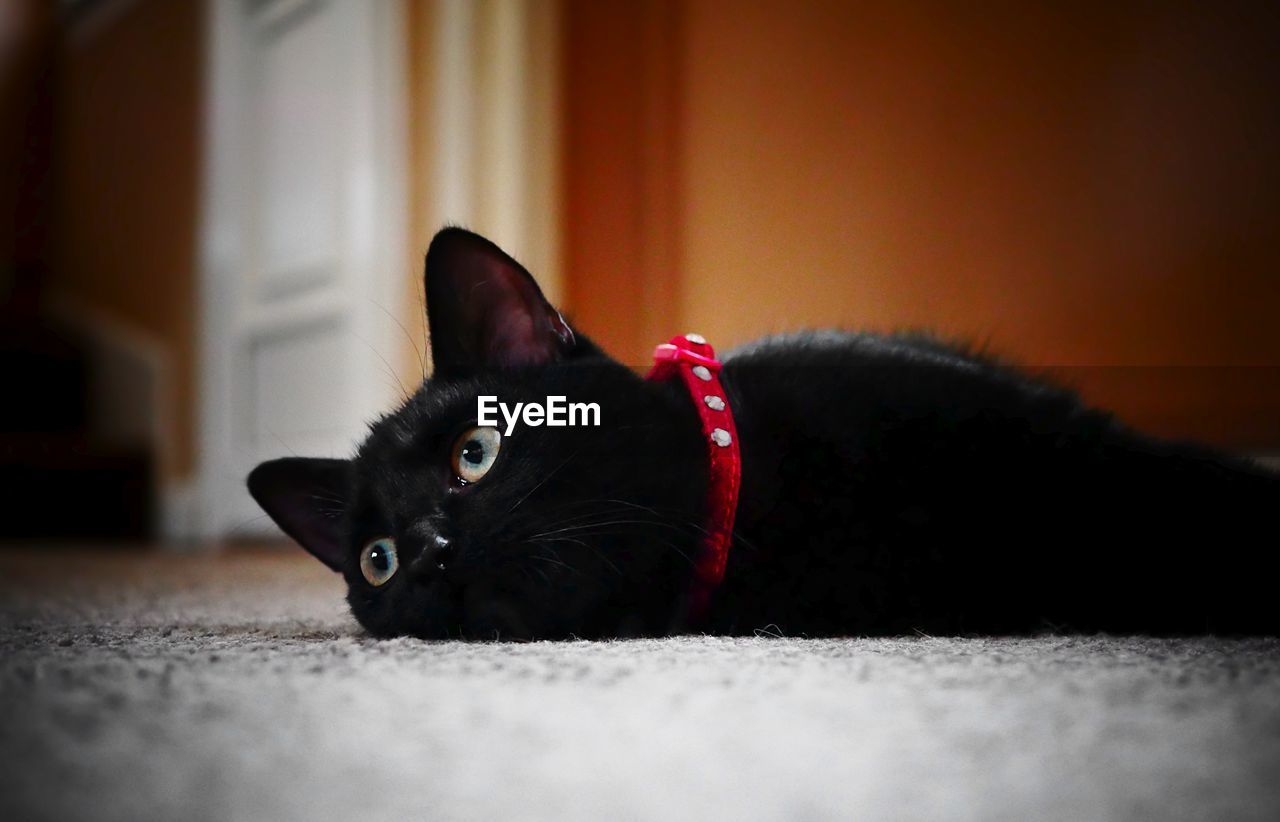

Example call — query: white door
[198,0,407,538]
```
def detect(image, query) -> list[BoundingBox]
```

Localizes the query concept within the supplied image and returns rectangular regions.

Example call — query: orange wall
[565,0,1280,447]
[562,0,682,362]
[50,0,203,478]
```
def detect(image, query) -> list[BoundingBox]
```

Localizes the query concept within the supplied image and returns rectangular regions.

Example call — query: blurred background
[2,0,1278,545]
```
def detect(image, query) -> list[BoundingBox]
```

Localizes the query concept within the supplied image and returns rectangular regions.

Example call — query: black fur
[249,228,1279,639]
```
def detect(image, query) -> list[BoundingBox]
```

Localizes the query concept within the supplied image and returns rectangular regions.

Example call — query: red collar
[647,334,742,624]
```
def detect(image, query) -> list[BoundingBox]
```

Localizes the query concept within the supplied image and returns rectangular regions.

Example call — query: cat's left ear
[247,458,351,572]
[424,227,575,376]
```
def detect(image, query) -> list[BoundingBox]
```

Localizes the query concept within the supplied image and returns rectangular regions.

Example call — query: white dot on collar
[684,333,706,345]
[711,428,732,447]
[692,365,712,381]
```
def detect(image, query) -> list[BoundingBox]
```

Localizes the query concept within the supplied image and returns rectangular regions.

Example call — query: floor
[1,547,1278,822]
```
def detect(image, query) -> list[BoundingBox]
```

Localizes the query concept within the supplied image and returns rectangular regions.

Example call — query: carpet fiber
[2,547,1278,822]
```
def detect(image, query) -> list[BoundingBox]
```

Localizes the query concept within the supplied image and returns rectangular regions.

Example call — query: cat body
[716,331,1277,635]
[249,229,1278,640]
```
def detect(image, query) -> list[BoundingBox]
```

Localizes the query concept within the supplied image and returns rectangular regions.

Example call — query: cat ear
[247,458,350,572]
[425,227,574,375]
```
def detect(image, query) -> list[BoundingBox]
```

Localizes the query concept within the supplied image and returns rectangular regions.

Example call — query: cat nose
[410,534,453,579]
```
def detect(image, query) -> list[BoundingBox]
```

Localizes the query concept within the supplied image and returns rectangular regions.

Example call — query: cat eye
[451,426,502,484]
[360,538,399,586]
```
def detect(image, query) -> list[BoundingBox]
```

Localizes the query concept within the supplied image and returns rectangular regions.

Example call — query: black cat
[249,228,1279,639]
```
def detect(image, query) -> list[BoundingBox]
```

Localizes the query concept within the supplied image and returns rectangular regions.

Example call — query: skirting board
[158,480,201,544]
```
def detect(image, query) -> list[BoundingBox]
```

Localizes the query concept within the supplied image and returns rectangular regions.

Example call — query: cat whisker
[556,497,712,534]
[527,536,623,577]
[529,553,578,574]
[351,327,412,401]
[520,562,553,588]
[224,511,274,536]
[501,509,642,543]
[646,534,696,567]
[591,499,721,539]
[529,531,681,567]
[528,518,704,541]
[367,296,427,382]
[505,450,582,516]
[521,505,642,526]
[520,511,658,539]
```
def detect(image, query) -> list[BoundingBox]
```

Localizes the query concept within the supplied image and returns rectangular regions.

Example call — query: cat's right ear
[424,227,575,376]
[247,457,350,572]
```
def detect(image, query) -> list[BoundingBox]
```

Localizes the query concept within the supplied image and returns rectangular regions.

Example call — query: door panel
[254,2,341,290]
[245,319,352,454]
[200,0,405,537]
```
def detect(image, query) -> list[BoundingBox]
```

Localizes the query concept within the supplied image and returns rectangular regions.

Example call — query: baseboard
[159,480,202,544]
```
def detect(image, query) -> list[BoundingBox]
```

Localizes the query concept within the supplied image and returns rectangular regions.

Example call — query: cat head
[248,228,707,639]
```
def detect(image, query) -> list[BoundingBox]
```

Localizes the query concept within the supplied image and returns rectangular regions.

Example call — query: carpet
[1,547,1278,822]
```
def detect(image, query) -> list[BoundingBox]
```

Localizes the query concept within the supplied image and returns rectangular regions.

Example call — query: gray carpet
[2,547,1278,822]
